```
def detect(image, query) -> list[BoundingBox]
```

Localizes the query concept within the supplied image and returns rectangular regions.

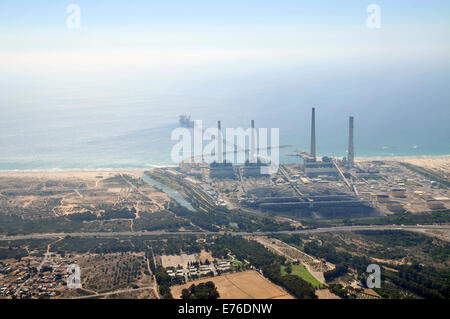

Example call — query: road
[70,286,156,299]
[1,224,449,241]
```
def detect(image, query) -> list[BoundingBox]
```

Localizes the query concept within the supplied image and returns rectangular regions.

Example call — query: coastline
[0,169,147,179]
[355,154,450,161]
[0,155,448,174]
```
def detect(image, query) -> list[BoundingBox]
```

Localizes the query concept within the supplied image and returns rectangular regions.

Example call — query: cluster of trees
[328,284,348,299]
[154,236,205,255]
[355,230,449,262]
[279,232,450,299]
[181,282,219,299]
[133,211,192,232]
[169,203,223,232]
[384,264,449,299]
[301,210,450,229]
[281,235,374,283]
[154,266,173,299]
[0,247,28,260]
[68,207,136,221]
[263,263,317,299]
[159,285,173,299]
[355,230,430,247]
[51,237,148,254]
[0,213,85,236]
[324,263,348,282]
[212,235,284,267]
[303,240,351,265]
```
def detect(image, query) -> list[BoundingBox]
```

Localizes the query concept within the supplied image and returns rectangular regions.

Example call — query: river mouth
[141,173,197,212]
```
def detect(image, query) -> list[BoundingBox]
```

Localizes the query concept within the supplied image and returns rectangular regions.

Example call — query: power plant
[175,107,432,220]
[244,107,376,219]
[174,106,447,222]
[206,108,356,180]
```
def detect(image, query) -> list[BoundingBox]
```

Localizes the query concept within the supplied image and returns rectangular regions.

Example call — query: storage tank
[376,194,390,203]
[387,201,404,212]
[391,188,406,198]
[427,200,445,210]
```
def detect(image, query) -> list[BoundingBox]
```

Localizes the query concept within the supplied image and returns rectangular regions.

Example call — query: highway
[70,286,157,299]
[1,224,449,241]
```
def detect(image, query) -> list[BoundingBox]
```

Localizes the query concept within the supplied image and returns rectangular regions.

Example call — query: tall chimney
[250,120,256,163]
[348,116,354,167]
[217,120,223,163]
[311,107,316,160]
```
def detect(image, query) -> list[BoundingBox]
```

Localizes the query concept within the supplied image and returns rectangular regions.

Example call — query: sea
[1,58,449,171]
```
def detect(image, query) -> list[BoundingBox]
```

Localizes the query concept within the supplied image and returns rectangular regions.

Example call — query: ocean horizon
[1,53,449,171]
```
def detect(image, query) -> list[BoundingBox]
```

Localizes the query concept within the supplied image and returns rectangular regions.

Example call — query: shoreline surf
[0,155,448,173]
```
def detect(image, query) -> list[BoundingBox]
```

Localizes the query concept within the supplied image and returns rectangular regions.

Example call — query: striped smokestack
[217,120,223,163]
[311,108,316,160]
[250,120,256,163]
[348,116,354,167]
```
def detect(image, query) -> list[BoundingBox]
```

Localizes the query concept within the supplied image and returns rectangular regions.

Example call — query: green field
[280,264,324,289]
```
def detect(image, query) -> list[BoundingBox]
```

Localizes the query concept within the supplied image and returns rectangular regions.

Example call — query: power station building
[208,120,236,179]
[304,157,339,177]
[209,161,236,179]
[243,159,269,177]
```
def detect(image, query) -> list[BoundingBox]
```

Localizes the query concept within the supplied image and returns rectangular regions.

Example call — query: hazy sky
[0,0,448,104]
[1,1,449,55]
[0,1,449,167]
[1,1,449,97]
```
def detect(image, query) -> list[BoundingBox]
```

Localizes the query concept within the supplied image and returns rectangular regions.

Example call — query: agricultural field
[171,270,294,299]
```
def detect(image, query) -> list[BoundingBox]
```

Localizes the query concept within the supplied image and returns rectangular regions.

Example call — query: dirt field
[198,250,214,263]
[161,250,214,268]
[0,170,169,221]
[315,289,340,299]
[160,254,197,269]
[357,156,450,177]
[171,270,294,299]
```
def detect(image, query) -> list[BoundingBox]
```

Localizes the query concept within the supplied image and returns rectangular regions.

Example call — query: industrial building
[243,160,269,177]
[375,194,390,203]
[304,157,338,177]
[208,120,236,179]
[386,201,404,212]
[427,200,446,210]
[209,162,236,179]
[391,188,407,198]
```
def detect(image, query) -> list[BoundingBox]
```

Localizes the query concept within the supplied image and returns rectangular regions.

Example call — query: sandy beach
[1,156,449,176]
[0,155,448,183]
[0,169,146,179]
[356,155,450,176]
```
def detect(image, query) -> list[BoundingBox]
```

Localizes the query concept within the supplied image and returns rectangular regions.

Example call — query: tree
[181,282,220,300]
[285,263,292,274]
